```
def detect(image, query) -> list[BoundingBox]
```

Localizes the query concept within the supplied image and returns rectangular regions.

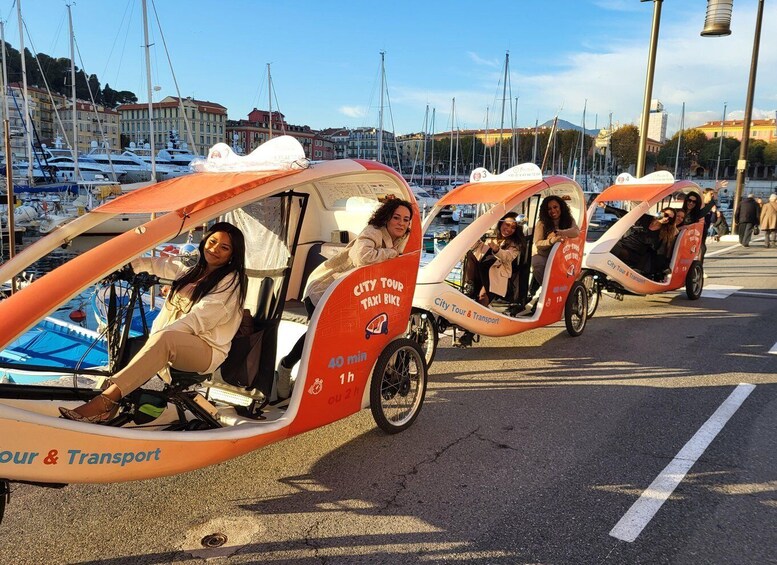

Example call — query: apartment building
[118,96,227,157]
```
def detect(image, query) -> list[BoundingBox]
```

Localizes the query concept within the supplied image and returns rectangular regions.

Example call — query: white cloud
[467,52,500,69]
[339,105,368,119]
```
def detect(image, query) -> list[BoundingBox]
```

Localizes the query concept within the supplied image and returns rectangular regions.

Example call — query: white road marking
[609,383,756,543]
[705,243,742,257]
[737,291,777,299]
[701,284,742,299]
[769,343,777,355]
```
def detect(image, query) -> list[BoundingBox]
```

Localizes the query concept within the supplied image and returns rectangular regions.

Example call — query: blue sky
[6,0,777,137]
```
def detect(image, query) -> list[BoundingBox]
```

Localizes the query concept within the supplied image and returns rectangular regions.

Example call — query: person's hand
[715,180,728,192]
[598,201,605,208]
[487,240,499,252]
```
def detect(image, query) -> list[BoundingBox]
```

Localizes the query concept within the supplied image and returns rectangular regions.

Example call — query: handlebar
[104,266,172,289]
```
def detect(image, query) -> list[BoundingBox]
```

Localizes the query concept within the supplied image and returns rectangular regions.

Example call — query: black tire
[564,281,588,337]
[580,272,601,318]
[406,310,438,367]
[686,260,704,300]
[0,479,9,526]
[370,338,427,434]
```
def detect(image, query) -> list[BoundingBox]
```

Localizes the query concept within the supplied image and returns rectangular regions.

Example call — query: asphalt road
[2,238,776,565]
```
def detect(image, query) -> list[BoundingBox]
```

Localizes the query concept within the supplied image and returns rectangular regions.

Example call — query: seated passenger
[606,205,678,278]
[462,212,525,306]
[59,222,249,423]
[455,212,525,347]
[276,198,413,399]
[674,209,686,227]
[530,195,580,296]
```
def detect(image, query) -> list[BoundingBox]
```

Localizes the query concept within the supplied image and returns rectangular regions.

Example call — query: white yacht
[156,130,198,167]
[123,142,190,181]
[84,142,153,183]
[37,138,126,183]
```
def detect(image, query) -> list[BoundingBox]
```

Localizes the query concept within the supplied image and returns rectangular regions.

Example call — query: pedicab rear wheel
[406,309,438,367]
[370,338,427,434]
[0,479,9,525]
[580,272,601,318]
[686,260,704,300]
[564,281,588,337]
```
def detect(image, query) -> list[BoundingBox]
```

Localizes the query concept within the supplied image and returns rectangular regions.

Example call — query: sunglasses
[687,198,698,204]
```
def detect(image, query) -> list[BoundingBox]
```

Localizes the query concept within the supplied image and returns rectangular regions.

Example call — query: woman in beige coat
[760,194,777,248]
[276,198,413,398]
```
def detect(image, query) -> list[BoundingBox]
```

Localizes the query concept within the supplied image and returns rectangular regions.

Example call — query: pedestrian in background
[760,194,777,248]
[711,209,729,242]
[735,193,760,247]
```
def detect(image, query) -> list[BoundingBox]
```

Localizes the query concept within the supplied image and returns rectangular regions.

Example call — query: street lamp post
[702,0,765,232]
[636,0,663,178]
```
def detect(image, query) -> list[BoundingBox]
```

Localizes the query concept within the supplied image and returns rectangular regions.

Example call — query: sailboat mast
[67,4,80,181]
[497,52,508,173]
[483,107,489,170]
[511,97,519,168]
[532,118,538,164]
[15,0,33,184]
[674,102,685,179]
[581,99,587,189]
[421,104,429,188]
[448,98,454,184]
[430,107,435,186]
[1,21,16,267]
[377,51,385,163]
[714,102,726,183]
[267,63,273,140]
[141,0,156,182]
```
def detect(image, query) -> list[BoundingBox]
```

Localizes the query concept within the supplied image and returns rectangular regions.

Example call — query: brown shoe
[59,394,120,424]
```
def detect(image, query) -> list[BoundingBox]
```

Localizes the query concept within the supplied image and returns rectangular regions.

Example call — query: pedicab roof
[594,178,700,204]
[436,179,544,207]
[96,169,302,216]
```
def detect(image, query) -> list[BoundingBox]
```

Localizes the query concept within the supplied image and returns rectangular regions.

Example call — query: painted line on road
[609,383,756,543]
[701,284,742,299]
[769,343,777,355]
[705,243,741,257]
[736,290,777,299]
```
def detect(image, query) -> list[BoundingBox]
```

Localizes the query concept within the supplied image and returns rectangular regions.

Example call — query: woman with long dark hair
[276,198,414,398]
[60,222,248,423]
[530,195,580,292]
[462,212,525,306]
[454,212,525,347]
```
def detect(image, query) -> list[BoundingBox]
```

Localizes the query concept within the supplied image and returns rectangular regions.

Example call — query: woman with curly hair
[530,195,580,294]
[276,197,414,398]
[462,212,526,306]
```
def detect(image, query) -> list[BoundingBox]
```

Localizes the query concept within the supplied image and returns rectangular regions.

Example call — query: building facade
[118,96,227,156]
[4,84,119,158]
[647,99,668,144]
[694,117,777,143]
[225,108,330,159]
[58,100,120,154]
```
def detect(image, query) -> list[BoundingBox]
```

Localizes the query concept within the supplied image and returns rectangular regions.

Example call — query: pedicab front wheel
[686,260,704,300]
[564,280,588,337]
[370,338,427,434]
[406,309,438,367]
[580,271,601,318]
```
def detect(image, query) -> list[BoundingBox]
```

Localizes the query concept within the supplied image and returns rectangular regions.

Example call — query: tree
[87,74,103,104]
[747,139,767,164]
[611,125,639,171]
[682,129,708,166]
[763,141,777,167]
